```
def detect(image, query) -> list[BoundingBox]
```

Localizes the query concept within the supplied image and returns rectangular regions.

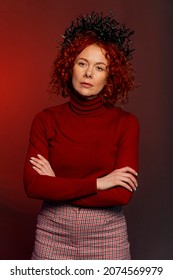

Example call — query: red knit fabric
[24,93,139,207]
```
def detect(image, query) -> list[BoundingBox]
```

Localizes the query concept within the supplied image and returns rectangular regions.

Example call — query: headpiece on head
[61,10,135,60]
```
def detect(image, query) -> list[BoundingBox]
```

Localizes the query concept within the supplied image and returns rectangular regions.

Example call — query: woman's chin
[74,91,100,100]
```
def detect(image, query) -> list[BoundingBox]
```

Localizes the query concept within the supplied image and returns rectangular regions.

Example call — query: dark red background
[1,0,173,259]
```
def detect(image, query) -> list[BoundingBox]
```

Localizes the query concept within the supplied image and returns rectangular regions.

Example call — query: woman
[24,11,139,260]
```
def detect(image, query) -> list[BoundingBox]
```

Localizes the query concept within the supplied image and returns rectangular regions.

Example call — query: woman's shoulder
[43,101,68,114]
[34,101,68,119]
[110,106,139,124]
[30,102,68,132]
[108,107,139,133]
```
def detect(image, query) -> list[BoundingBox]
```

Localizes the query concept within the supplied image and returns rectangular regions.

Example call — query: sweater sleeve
[70,114,140,207]
[23,112,97,201]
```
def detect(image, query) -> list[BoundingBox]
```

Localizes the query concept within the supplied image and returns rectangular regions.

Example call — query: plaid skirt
[31,201,130,260]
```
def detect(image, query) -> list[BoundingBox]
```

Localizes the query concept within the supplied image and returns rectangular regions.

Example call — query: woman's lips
[80,82,93,88]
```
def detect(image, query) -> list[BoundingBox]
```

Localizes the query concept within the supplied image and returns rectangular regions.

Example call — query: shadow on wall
[0,205,39,260]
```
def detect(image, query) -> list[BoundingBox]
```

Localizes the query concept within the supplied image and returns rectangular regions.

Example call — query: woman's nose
[84,72,92,78]
[84,67,93,78]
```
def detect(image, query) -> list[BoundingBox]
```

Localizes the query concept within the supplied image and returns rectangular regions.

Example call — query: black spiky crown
[61,11,135,60]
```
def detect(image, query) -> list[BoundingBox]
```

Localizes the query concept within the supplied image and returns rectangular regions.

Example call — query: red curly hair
[49,33,136,106]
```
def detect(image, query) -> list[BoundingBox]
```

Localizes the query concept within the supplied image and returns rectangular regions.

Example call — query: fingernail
[37,154,41,157]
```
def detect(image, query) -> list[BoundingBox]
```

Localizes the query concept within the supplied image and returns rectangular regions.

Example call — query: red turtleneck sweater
[24,94,139,207]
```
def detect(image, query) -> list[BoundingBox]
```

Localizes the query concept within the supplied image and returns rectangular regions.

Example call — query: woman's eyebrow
[76,57,107,65]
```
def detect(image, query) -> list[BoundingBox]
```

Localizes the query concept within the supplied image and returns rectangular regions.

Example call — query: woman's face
[72,44,108,98]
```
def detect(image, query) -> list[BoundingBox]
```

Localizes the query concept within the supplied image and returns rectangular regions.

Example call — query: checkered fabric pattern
[31,201,131,260]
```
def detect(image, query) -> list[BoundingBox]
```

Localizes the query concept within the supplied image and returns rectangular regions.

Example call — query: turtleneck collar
[68,92,105,116]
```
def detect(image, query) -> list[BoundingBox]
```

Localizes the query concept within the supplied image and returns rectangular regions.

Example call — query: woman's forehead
[76,44,108,64]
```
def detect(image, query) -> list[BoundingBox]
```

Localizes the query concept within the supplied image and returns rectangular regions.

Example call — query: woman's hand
[97,166,138,192]
[30,154,55,177]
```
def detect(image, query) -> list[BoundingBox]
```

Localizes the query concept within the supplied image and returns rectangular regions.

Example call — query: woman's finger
[32,166,46,175]
[117,181,133,192]
[121,177,137,191]
[30,157,49,169]
[31,156,49,167]
[122,173,138,189]
[30,158,49,173]
[37,154,50,165]
[115,168,138,189]
[30,155,55,177]
[118,166,138,176]
[113,169,138,187]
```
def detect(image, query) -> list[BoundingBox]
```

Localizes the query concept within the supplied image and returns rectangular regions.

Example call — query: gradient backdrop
[1,0,173,259]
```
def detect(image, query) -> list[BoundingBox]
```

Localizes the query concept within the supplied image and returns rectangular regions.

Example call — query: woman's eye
[96,66,104,71]
[78,61,86,67]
